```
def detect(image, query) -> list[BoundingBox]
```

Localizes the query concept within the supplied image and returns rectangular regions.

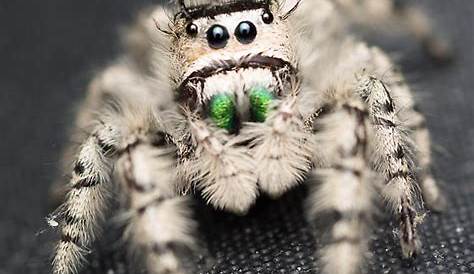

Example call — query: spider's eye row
[262,10,274,24]
[186,22,199,36]
[235,21,257,44]
[207,24,230,49]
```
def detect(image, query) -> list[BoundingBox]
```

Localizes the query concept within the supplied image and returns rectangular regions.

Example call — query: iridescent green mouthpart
[250,87,274,123]
[209,94,236,131]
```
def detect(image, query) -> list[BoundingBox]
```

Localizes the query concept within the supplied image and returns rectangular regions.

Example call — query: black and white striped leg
[52,124,121,274]
[120,142,195,274]
[310,102,374,274]
[358,76,422,258]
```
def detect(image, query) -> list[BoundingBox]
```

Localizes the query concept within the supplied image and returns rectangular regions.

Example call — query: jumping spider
[51,1,446,273]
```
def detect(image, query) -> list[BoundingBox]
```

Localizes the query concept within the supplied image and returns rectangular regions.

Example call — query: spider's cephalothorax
[165,0,308,214]
[51,1,446,274]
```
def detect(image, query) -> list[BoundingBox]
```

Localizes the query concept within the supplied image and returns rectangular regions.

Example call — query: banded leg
[52,123,121,274]
[368,46,445,211]
[357,76,422,258]
[310,101,374,274]
[120,142,195,274]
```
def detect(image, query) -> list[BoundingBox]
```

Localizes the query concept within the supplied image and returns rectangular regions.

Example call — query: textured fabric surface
[0,1,473,274]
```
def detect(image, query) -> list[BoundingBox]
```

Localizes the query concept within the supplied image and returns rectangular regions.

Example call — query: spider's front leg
[52,106,195,274]
[308,97,375,274]
[386,71,446,211]
[357,76,423,258]
[119,137,195,274]
[305,73,434,272]
[52,121,121,274]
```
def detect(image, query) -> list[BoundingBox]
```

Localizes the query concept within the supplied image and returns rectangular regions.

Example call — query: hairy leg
[52,94,186,274]
[369,47,445,211]
[49,61,173,207]
[308,96,374,274]
[357,75,422,258]
[52,122,121,274]
[119,141,195,274]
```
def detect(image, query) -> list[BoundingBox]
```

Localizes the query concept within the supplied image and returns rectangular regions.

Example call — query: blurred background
[0,1,473,273]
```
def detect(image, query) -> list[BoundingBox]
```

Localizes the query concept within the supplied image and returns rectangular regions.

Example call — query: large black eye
[235,21,257,44]
[186,22,199,37]
[206,24,229,49]
[262,11,274,24]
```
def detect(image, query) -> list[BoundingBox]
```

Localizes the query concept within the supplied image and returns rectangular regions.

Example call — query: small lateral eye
[186,22,199,36]
[262,10,274,24]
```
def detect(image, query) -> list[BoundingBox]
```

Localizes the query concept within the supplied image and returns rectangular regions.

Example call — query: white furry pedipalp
[238,97,313,197]
[182,119,259,214]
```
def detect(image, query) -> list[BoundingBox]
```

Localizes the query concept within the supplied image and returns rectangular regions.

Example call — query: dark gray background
[0,1,473,274]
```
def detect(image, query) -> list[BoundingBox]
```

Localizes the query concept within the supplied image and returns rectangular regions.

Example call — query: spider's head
[169,0,300,132]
